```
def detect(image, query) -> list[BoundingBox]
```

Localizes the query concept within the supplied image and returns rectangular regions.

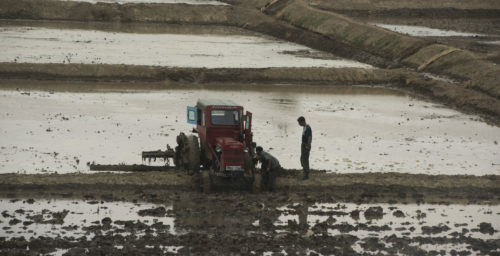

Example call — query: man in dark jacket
[256,146,280,192]
[298,116,312,180]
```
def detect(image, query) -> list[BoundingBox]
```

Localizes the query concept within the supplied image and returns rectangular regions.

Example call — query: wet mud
[61,0,228,5]
[0,172,499,255]
[299,0,500,19]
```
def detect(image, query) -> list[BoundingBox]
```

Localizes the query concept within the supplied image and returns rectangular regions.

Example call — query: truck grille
[224,150,243,163]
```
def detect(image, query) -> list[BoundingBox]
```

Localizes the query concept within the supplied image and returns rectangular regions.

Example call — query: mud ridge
[0,63,403,85]
[262,0,500,100]
[321,8,500,19]
[0,172,499,204]
[0,0,233,24]
[1,63,499,124]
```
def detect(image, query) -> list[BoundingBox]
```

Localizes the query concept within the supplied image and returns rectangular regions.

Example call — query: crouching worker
[256,146,281,192]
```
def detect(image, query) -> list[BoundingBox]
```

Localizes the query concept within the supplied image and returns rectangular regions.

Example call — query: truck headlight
[215,145,222,152]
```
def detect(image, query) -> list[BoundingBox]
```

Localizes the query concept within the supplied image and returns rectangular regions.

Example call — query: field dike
[1,63,500,124]
[0,63,401,84]
[263,0,500,99]
[1,171,499,204]
[305,0,500,18]
[0,0,232,24]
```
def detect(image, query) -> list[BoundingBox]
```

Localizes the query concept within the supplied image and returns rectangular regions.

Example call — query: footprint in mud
[477,222,495,235]
[393,210,405,217]
[421,224,450,235]
[350,210,360,221]
[8,218,22,226]
[364,206,383,220]
[137,206,166,217]
[27,209,69,225]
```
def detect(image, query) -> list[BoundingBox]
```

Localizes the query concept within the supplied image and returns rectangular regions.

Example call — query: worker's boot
[302,171,309,180]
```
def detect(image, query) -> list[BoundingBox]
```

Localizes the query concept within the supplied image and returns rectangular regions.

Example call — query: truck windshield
[211,110,240,126]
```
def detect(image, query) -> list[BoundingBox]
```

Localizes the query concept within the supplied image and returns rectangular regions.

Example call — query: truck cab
[187,99,253,176]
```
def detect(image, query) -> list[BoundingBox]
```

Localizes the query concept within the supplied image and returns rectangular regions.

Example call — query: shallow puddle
[275,202,500,255]
[374,24,485,37]
[0,198,176,239]
[1,198,498,255]
[0,26,371,68]
[481,40,500,46]
[0,86,499,175]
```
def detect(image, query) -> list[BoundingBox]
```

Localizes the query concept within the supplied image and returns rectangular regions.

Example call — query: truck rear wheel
[200,141,211,170]
[186,135,201,175]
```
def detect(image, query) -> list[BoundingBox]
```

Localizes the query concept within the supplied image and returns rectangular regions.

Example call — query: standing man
[256,146,281,192]
[298,116,312,180]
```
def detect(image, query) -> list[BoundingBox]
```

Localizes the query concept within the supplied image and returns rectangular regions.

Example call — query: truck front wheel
[186,135,201,175]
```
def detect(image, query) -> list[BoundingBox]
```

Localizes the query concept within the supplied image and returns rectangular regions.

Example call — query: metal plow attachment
[141,144,177,166]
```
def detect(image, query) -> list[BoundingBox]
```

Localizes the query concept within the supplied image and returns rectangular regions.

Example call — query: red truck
[142,99,261,192]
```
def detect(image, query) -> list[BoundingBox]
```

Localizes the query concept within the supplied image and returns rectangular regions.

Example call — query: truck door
[187,106,197,125]
[244,111,252,147]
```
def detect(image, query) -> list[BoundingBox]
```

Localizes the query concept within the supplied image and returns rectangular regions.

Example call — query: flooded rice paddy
[0,85,499,175]
[374,24,485,37]
[0,26,371,68]
[0,198,498,255]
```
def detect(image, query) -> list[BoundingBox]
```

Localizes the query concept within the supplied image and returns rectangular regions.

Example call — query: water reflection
[1,198,498,255]
[0,199,176,239]
[374,24,485,37]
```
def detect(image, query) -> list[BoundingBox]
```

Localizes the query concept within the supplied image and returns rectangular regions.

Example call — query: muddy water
[0,85,499,175]
[482,40,500,46]
[59,0,228,5]
[374,24,485,37]
[0,199,176,239]
[275,203,500,255]
[1,197,498,255]
[0,26,371,68]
